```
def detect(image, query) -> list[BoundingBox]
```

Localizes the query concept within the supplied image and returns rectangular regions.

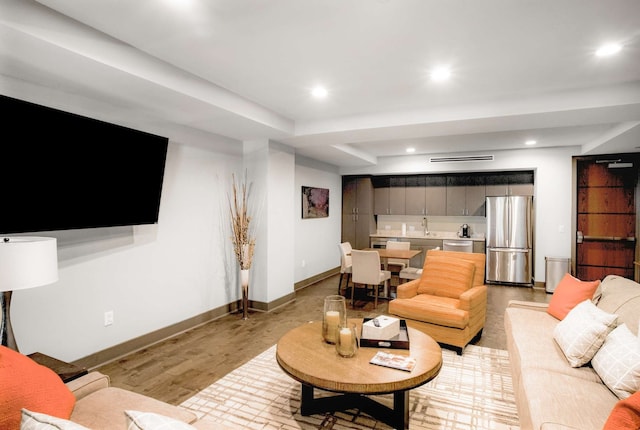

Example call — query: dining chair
[385,240,411,271]
[338,242,352,295]
[350,249,391,309]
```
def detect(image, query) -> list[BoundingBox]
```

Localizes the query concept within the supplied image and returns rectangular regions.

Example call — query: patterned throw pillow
[592,323,640,400]
[553,299,618,367]
[21,409,90,430]
[125,410,196,430]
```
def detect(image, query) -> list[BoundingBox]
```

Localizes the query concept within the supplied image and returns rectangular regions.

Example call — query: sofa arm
[507,300,549,311]
[66,371,110,400]
[459,285,487,311]
[396,279,419,299]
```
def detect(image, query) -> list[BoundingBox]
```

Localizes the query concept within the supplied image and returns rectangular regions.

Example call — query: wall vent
[429,155,494,163]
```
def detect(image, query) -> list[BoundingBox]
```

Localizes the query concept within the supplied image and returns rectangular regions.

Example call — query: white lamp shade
[0,237,58,292]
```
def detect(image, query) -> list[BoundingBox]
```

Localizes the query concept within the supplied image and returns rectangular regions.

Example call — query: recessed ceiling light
[595,43,622,57]
[406,147,416,153]
[311,86,328,98]
[429,67,451,82]
[525,140,537,146]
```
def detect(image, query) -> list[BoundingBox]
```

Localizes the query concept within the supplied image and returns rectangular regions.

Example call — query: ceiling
[1,0,640,169]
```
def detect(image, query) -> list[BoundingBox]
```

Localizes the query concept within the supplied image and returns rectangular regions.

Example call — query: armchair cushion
[390,295,469,329]
[417,256,475,299]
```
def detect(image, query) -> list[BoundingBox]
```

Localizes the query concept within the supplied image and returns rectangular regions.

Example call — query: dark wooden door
[576,158,637,280]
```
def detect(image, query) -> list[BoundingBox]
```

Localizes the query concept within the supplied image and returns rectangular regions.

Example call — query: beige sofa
[66,371,231,429]
[504,274,640,430]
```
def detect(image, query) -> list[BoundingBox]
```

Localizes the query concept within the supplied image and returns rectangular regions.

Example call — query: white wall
[12,140,243,362]
[8,135,577,363]
[342,145,578,283]
[294,157,343,282]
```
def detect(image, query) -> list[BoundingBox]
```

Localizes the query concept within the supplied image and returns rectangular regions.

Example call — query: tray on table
[359,318,410,350]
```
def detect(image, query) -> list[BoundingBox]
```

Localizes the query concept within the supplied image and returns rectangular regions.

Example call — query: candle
[337,325,356,357]
[325,311,340,343]
[339,327,352,348]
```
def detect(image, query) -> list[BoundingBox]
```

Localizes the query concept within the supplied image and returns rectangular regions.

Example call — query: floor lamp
[0,236,58,352]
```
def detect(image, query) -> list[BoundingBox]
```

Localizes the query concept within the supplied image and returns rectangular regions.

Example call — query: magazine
[369,351,416,372]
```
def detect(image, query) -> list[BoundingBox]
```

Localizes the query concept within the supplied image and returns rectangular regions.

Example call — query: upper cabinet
[446,174,486,216]
[360,170,533,218]
[404,175,447,216]
[485,172,534,196]
[373,176,406,215]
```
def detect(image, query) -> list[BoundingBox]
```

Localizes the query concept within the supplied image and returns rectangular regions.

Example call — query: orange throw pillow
[547,273,600,320]
[0,346,75,429]
[603,390,640,429]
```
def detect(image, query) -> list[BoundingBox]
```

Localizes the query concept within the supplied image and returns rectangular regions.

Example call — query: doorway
[575,155,638,280]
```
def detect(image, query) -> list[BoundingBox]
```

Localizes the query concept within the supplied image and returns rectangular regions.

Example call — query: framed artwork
[302,186,329,219]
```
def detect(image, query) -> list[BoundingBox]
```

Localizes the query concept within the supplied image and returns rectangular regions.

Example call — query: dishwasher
[443,239,473,253]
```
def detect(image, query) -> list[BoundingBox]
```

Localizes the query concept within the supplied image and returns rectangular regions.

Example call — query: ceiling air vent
[429,155,494,163]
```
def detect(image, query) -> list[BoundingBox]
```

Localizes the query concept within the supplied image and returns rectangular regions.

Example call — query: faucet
[422,217,429,236]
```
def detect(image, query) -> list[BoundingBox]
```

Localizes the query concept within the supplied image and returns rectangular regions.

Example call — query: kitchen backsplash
[377,215,486,238]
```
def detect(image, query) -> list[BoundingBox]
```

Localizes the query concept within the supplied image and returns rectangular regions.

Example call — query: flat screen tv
[0,94,169,234]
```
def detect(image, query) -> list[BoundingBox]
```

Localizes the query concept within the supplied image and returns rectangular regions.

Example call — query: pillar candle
[325,310,340,343]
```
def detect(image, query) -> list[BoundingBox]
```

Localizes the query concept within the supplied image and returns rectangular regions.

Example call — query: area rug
[180,344,519,429]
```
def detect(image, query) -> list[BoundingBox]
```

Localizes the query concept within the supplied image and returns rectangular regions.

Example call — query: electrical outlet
[104,310,114,326]
[301,259,306,268]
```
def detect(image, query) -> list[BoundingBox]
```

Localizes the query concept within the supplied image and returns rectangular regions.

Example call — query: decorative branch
[228,173,255,270]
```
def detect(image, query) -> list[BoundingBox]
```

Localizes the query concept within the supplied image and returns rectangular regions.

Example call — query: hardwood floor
[97,274,549,406]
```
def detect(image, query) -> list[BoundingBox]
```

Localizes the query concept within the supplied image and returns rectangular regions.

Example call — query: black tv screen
[0,94,169,234]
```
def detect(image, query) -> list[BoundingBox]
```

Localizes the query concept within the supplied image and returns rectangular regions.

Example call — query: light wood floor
[97,274,549,406]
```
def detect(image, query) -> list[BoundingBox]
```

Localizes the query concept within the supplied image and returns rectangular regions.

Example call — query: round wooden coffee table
[276,319,442,429]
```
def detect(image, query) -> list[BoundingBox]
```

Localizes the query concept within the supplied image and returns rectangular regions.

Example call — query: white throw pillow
[21,409,90,430]
[592,323,640,399]
[553,299,618,367]
[125,410,196,430]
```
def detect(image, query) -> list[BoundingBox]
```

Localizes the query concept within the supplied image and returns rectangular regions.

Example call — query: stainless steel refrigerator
[486,195,533,285]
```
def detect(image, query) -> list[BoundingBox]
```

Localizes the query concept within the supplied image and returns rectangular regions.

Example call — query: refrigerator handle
[487,248,529,253]
[507,197,511,247]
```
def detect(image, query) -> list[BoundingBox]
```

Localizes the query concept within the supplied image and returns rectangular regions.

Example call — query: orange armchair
[388,249,487,354]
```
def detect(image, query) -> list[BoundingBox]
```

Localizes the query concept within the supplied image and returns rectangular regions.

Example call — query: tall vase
[240,269,250,320]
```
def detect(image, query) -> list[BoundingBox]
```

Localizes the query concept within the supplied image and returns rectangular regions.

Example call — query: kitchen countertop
[370,231,485,241]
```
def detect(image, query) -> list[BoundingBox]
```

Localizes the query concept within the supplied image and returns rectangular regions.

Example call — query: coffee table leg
[301,383,410,429]
[394,390,409,429]
[301,384,312,415]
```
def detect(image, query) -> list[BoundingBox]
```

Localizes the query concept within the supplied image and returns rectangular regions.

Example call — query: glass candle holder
[322,295,346,344]
[336,322,358,358]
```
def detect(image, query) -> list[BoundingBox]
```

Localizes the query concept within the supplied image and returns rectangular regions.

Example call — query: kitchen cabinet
[446,175,486,216]
[405,175,447,216]
[357,170,534,217]
[485,172,534,196]
[473,241,485,254]
[373,176,405,215]
[342,176,375,249]
[409,238,443,268]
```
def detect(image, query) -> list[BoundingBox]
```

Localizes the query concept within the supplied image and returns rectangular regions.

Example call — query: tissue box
[362,315,400,340]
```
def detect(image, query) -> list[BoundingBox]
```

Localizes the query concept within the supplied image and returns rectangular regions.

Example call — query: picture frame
[301,186,329,219]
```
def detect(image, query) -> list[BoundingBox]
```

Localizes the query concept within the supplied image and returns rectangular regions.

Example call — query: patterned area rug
[180,344,520,429]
